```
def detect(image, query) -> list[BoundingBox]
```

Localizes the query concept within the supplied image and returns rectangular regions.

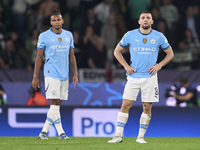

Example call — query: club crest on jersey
[151,39,155,44]
[143,38,147,44]
[58,37,62,42]
[65,38,69,42]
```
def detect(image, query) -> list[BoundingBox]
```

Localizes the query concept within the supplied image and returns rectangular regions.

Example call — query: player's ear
[50,16,53,26]
[151,20,154,25]
[62,19,64,24]
[138,19,141,25]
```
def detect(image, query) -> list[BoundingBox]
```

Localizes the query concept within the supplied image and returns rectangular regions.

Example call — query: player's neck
[139,27,152,35]
[52,28,62,34]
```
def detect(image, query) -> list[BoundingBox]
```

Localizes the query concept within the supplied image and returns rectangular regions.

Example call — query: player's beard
[54,25,61,30]
[55,27,61,30]
[142,24,151,30]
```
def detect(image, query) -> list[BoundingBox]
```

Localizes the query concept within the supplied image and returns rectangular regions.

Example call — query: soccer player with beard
[108,11,174,143]
[32,10,78,140]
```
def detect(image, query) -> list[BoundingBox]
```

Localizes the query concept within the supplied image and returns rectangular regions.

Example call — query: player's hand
[73,75,78,89]
[32,77,40,91]
[147,63,162,75]
[124,65,136,75]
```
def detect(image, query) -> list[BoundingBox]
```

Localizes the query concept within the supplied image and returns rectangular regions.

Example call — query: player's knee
[121,103,131,112]
[143,103,152,114]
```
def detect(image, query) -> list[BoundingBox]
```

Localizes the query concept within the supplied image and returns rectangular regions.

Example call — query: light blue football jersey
[37,28,74,81]
[119,29,170,78]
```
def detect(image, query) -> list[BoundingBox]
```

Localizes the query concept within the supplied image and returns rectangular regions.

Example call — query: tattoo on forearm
[69,62,75,69]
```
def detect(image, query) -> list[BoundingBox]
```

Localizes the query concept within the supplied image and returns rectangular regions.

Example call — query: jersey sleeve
[119,32,130,48]
[37,34,46,50]
[70,32,75,49]
[159,33,170,50]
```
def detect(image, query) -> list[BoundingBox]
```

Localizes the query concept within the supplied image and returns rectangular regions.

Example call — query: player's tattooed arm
[69,48,78,88]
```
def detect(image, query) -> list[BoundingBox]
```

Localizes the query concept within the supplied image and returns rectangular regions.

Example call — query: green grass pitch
[0,137,200,150]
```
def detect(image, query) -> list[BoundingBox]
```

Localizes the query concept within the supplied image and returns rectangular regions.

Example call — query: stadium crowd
[0,0,200,70]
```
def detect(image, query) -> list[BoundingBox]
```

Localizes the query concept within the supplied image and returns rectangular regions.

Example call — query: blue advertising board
[1,106,200,137]
[3,82,200,106]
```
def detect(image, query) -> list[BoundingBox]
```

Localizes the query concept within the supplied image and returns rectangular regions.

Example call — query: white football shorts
[45,76,69,100]
[123,74,159,102]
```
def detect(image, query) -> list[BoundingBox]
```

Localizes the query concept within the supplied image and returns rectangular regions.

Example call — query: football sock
[116,112,129,137]
[41,107,53,133]
[51,105,65,136]
[137,112,151,138]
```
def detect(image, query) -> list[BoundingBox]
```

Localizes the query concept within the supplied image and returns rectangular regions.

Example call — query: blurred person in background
[101,16,117,69]
[80,25,98,68]
[12,0,39,34]
[94,0,111,24]
[0,84,7,105]
[0,40,17,69]
[79,8,102,37]
[168,76,198,107]
[178,5,200,42]
[25,29,40,67]
[37,0,60,32]
[183,29,200,69]
[88,37,109,69]
[10,31,24,52]
[172,41,193,70]
[159,0,179,31]
[127,0,151,30]
[27,86,49,106]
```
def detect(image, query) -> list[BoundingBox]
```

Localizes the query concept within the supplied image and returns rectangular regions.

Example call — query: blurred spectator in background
[1,0,14,34]
[37,0,60,33]
[193,4,200,16]
[0,84,7,105]
[0,5,4,31]
[159,0,179,31]
[0,27,5,52]
[27,86,49,106]
[101,16,117,69]
[156,20,174,68]
[1,0,200,71]
[109,2,127,42]
[127,0,151,30]
[0,40,17,69]
[94,0,111,24]
[79,8,102,37]
[178,5,200,42]
[27,0,41,32]
[183,29,200,69]
[25,29,39,67]
[150,7,168,30]
[12,0,39,34]
[0,40,32,70]
[80,26,98,68]
[88,37,109,69]
[10,32,24,52]
[167,76,198,107]
[73,30,83,68]
[172,41,192,70]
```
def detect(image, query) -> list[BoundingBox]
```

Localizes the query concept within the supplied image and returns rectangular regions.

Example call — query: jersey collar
[138,28,153,35]
[50,27,63,34]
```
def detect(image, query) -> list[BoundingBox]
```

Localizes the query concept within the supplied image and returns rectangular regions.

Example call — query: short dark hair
[51,10,61,17]
[141,11,151,14]
[180,76,189,84]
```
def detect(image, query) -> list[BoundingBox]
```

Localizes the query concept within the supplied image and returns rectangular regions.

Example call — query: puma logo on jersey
[135,39,139,43]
